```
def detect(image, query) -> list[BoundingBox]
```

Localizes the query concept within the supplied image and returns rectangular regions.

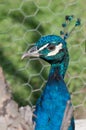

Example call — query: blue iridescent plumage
[22,35,75,130]
[34,64,75,130]
[22,16,81,130]
[33,35,74,130]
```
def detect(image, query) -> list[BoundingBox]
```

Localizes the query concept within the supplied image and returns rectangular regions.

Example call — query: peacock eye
[47,44,55,51]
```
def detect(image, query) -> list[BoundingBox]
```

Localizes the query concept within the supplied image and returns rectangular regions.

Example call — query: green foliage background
[0,0,86,118]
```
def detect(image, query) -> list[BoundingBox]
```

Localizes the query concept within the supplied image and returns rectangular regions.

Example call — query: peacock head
[22,35,68,65]
[22,16,81,65]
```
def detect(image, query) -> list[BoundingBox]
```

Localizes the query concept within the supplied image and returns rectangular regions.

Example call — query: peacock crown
[60,15,81,40]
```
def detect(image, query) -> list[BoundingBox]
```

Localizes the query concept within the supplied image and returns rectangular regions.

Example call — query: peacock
[22,16,81,130]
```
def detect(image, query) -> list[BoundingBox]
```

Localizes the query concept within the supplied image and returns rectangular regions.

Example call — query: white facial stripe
[47,43,62,56]
[38,43,49,51]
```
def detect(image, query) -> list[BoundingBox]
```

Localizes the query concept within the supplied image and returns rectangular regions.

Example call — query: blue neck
[44,62,70,101]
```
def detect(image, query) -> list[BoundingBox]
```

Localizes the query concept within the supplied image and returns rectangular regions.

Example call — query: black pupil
[47,45,55,50]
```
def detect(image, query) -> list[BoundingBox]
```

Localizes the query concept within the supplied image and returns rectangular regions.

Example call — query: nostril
[29,46,38,53]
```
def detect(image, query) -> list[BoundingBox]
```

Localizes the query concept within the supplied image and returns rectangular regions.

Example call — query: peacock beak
[21,46,40,60]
